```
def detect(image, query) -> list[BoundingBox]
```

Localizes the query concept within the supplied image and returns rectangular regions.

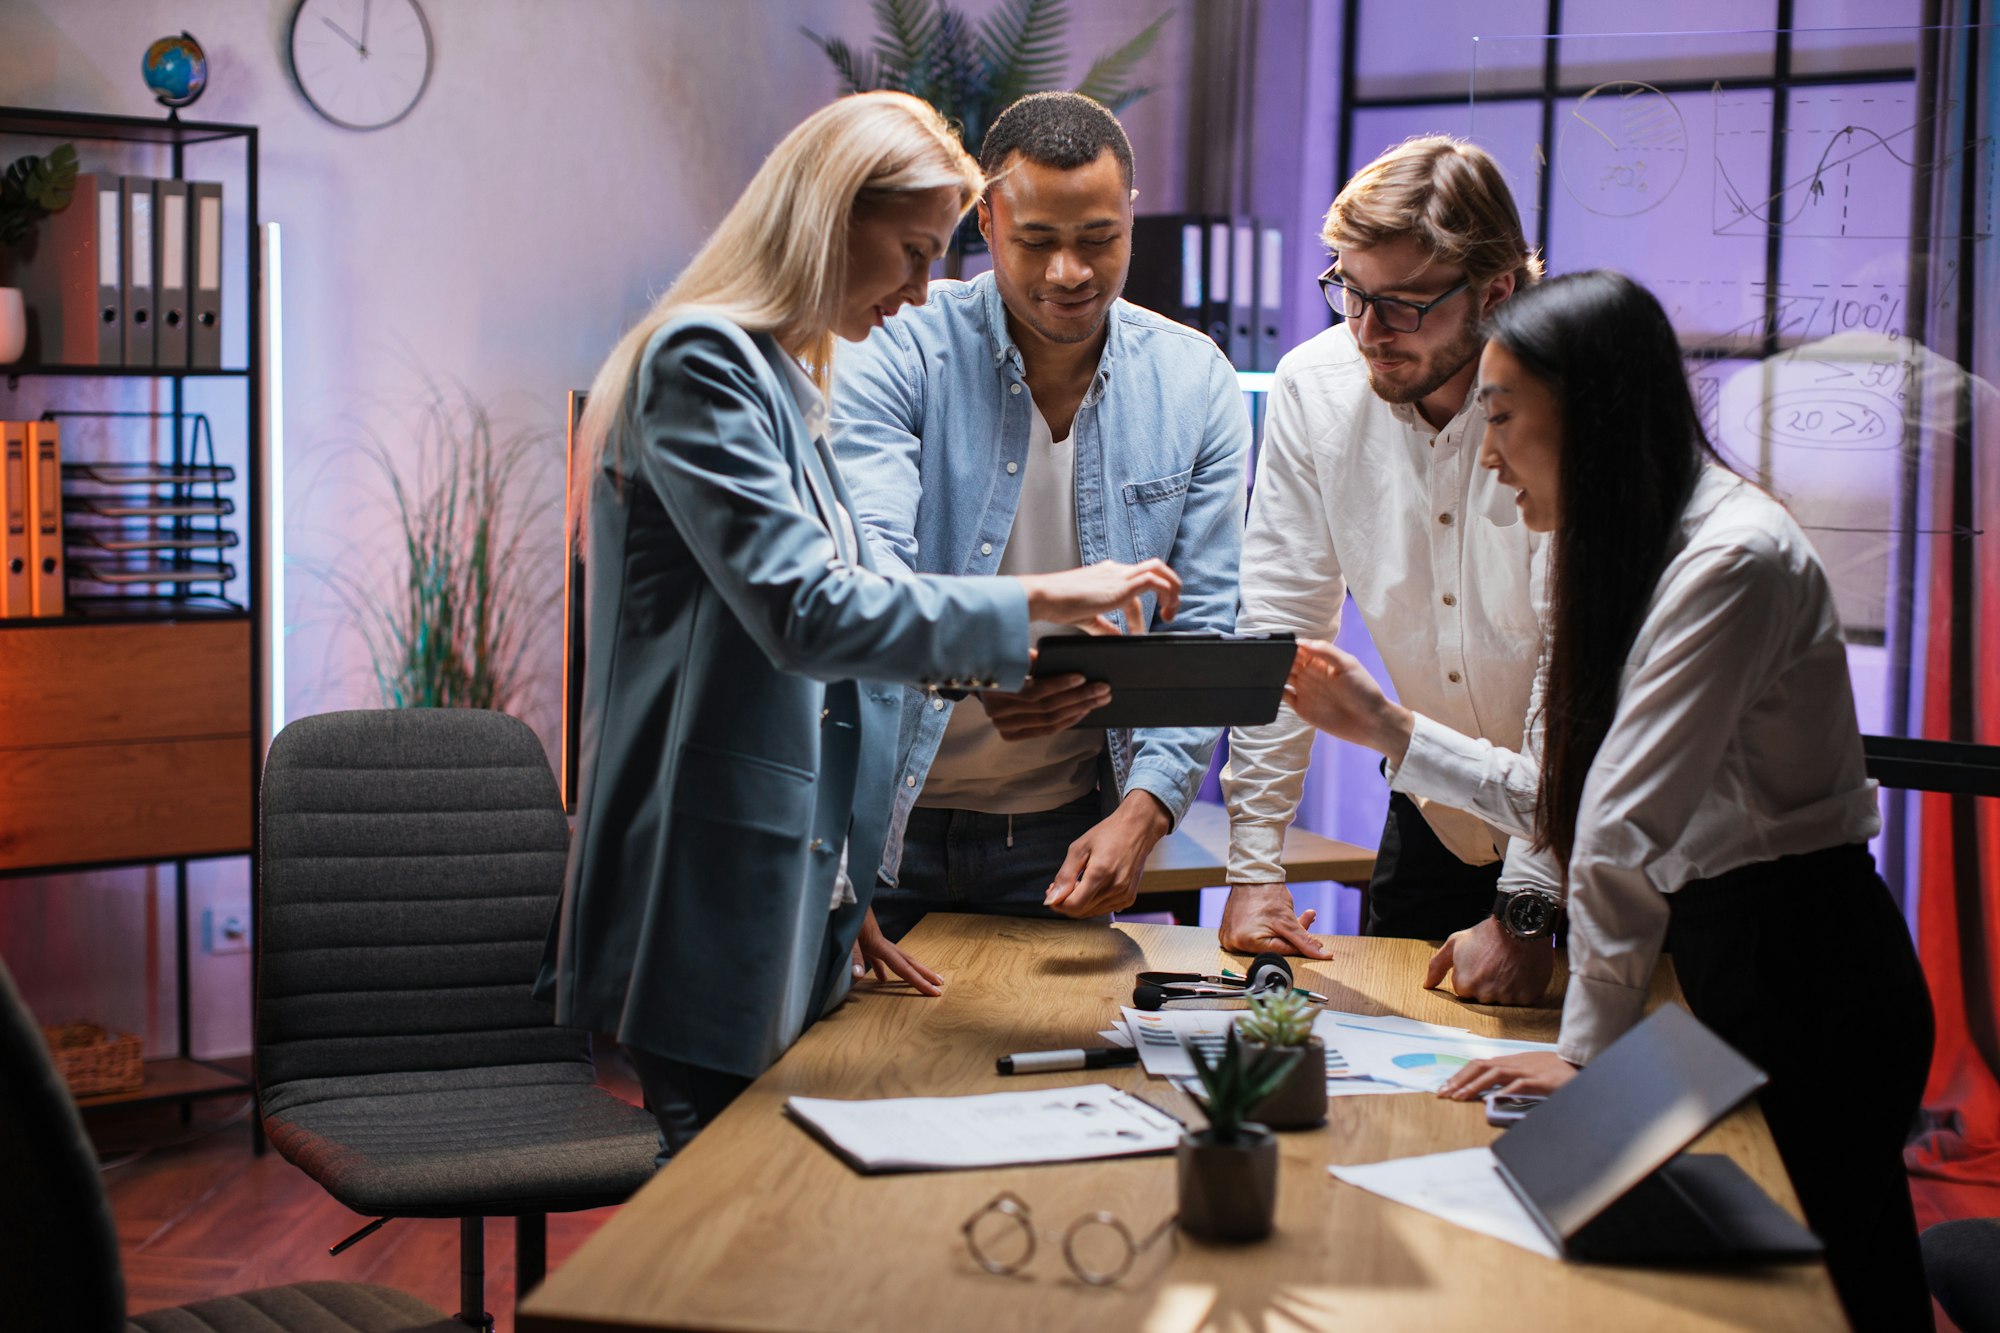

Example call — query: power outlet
[203,905,252,955]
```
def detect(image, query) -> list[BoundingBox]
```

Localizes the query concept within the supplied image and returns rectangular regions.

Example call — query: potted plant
[0,144,77,364]
[309,379,558,714]
[1179,1026,1300,1242]
[803,0,1170,275]
[1237,990,1327,1130]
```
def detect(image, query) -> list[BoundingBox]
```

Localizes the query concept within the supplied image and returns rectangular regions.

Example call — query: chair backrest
[258,708,587,1090]
[0,959,128,1333]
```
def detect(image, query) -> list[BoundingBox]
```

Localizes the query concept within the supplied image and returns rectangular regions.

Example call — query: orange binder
[2,420,29,616]
[25,419,63,616]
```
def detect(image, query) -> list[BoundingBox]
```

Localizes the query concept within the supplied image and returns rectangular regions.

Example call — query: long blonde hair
[572,91,982,540]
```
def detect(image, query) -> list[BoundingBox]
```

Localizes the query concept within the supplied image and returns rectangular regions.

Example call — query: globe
[143,32,208,109]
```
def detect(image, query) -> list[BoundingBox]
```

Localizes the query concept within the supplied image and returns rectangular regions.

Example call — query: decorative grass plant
[316,381,556,714]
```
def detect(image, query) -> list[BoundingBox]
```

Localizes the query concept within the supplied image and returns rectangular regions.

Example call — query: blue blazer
[537,312,1030,1078]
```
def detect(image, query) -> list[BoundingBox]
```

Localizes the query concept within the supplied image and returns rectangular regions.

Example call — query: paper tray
[67,524,239,553]
[64,496,235,520]
[67,557,236,585]
[61,461,236,486]
[1024,632,1297,728]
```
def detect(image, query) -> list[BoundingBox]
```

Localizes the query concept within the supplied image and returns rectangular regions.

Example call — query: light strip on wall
[258,221,285,748]
[1235,370,1276,394]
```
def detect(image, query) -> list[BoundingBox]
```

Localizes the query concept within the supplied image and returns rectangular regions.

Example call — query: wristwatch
[1491,886,1563,940]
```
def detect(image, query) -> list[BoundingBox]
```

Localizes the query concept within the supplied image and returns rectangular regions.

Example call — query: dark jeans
[1363,791,1504,939]
[624,1047,753,1170]
[871,794,1104,943]
[1666,842,1934,1333]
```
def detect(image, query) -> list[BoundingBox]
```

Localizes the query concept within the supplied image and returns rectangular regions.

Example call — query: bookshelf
[0,104,263,1141]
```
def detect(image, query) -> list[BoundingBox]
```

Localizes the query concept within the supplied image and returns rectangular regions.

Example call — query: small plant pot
[1177,1125,1279,1242]
[0,288,24,365]
[1245,1036,1326,1130]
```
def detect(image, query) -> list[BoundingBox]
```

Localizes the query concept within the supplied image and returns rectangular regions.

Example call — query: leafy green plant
[1,144,79,247]
[1185,1026,1301,1145]
[314,380,557,713]
[804,0,1171,264]
[1238,990,1316,1049]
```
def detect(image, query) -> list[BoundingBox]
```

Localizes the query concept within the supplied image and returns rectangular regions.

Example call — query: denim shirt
[831,273,1250,884]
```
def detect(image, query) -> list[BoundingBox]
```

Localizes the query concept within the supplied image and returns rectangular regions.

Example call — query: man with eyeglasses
[1220,136,1556,1005]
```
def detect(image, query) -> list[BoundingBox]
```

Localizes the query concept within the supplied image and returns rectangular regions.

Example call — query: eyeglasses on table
[960,1190,1177,1287]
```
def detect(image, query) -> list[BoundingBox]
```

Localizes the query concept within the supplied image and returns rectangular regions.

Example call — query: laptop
[1491,1003,1824,1264]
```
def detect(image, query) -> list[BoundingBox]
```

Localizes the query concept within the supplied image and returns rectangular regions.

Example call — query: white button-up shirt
[1225,323,1545,882]
[1389,465,1882,1063]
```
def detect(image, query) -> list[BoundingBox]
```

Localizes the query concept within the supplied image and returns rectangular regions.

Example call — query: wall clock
[288,0,434,131]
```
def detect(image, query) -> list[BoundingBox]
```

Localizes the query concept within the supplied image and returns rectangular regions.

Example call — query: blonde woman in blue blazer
[537,92,1179,1157]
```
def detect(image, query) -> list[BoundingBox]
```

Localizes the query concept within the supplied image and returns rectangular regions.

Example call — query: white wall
[0,0,1185,1057]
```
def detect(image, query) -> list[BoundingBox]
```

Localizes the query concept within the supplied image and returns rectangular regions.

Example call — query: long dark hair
[1485,271,1721,867]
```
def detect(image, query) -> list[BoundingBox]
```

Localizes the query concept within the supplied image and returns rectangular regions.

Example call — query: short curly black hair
[978,91,1134,187]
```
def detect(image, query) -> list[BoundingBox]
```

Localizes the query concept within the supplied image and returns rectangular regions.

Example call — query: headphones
[1132,952,1301,1011]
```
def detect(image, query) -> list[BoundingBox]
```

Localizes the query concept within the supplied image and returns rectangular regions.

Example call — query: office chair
[1925,1217,2000,1333]
[0,957,459,1333]
[257,709,659,1330]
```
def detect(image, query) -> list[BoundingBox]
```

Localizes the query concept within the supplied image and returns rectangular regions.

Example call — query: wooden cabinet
[0,621,253,871]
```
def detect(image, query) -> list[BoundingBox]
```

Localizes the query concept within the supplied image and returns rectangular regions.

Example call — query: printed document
[1118,1007,1553,1096]
[786,1083,1182,1173]
[1330,1148,1562,1259]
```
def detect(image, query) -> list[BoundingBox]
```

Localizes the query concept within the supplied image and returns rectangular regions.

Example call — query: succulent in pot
[1237,990,1327,1130]
[1178,1026,1300,1241]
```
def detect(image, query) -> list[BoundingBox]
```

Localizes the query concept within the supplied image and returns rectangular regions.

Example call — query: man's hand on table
[1219,882,1332,958]
[851,906,944,996]
[1044,790,1173,918]
[1423,917,1555,1005]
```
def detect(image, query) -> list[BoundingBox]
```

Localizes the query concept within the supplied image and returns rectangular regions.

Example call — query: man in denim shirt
[833,93,1249,953]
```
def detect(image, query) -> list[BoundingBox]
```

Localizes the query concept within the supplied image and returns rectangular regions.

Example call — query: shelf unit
[0,104,263,1144]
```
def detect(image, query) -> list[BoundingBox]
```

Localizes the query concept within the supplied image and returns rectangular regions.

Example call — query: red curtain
[1905,237,2000,1202]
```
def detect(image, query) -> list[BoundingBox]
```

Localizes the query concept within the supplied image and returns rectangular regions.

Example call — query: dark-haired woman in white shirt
[1286,269,1932,1331]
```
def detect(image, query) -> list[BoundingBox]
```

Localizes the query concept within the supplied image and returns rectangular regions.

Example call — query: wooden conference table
[1138,800,1376,896]
[520,918,1842,1332]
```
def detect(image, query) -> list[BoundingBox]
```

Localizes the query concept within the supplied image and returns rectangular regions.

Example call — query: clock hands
[321,4,376,58]
[320,15,366,55]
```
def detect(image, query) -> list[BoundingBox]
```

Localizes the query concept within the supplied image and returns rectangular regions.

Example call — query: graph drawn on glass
[1712,88,1995,240]
[1558,81,1688,217]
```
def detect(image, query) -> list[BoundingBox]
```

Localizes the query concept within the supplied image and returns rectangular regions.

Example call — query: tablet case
[1027,632,1296,729]
[1492,1003,1823,1264]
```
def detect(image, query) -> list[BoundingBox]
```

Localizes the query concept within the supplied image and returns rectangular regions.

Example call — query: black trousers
[624,1047,753,1169]
[1363,791,1504,939]
[1666,842,1934,1333]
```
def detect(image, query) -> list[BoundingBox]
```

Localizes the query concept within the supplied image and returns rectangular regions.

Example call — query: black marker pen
[995,1046,1141,1075]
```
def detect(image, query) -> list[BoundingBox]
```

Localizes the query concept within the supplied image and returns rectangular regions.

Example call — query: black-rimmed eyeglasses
[1318,263,1471,334]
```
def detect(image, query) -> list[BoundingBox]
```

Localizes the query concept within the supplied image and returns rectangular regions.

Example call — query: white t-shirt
[918,403,1102,814]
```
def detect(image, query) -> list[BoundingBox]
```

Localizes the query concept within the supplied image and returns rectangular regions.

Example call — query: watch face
[1503,890,1558,939]
[289,0,433,131]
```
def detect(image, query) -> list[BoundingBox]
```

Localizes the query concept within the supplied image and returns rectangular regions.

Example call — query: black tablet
[1024,632,1298,729]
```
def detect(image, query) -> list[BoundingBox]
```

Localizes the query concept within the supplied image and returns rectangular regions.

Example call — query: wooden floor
[96,1057,641,1330]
